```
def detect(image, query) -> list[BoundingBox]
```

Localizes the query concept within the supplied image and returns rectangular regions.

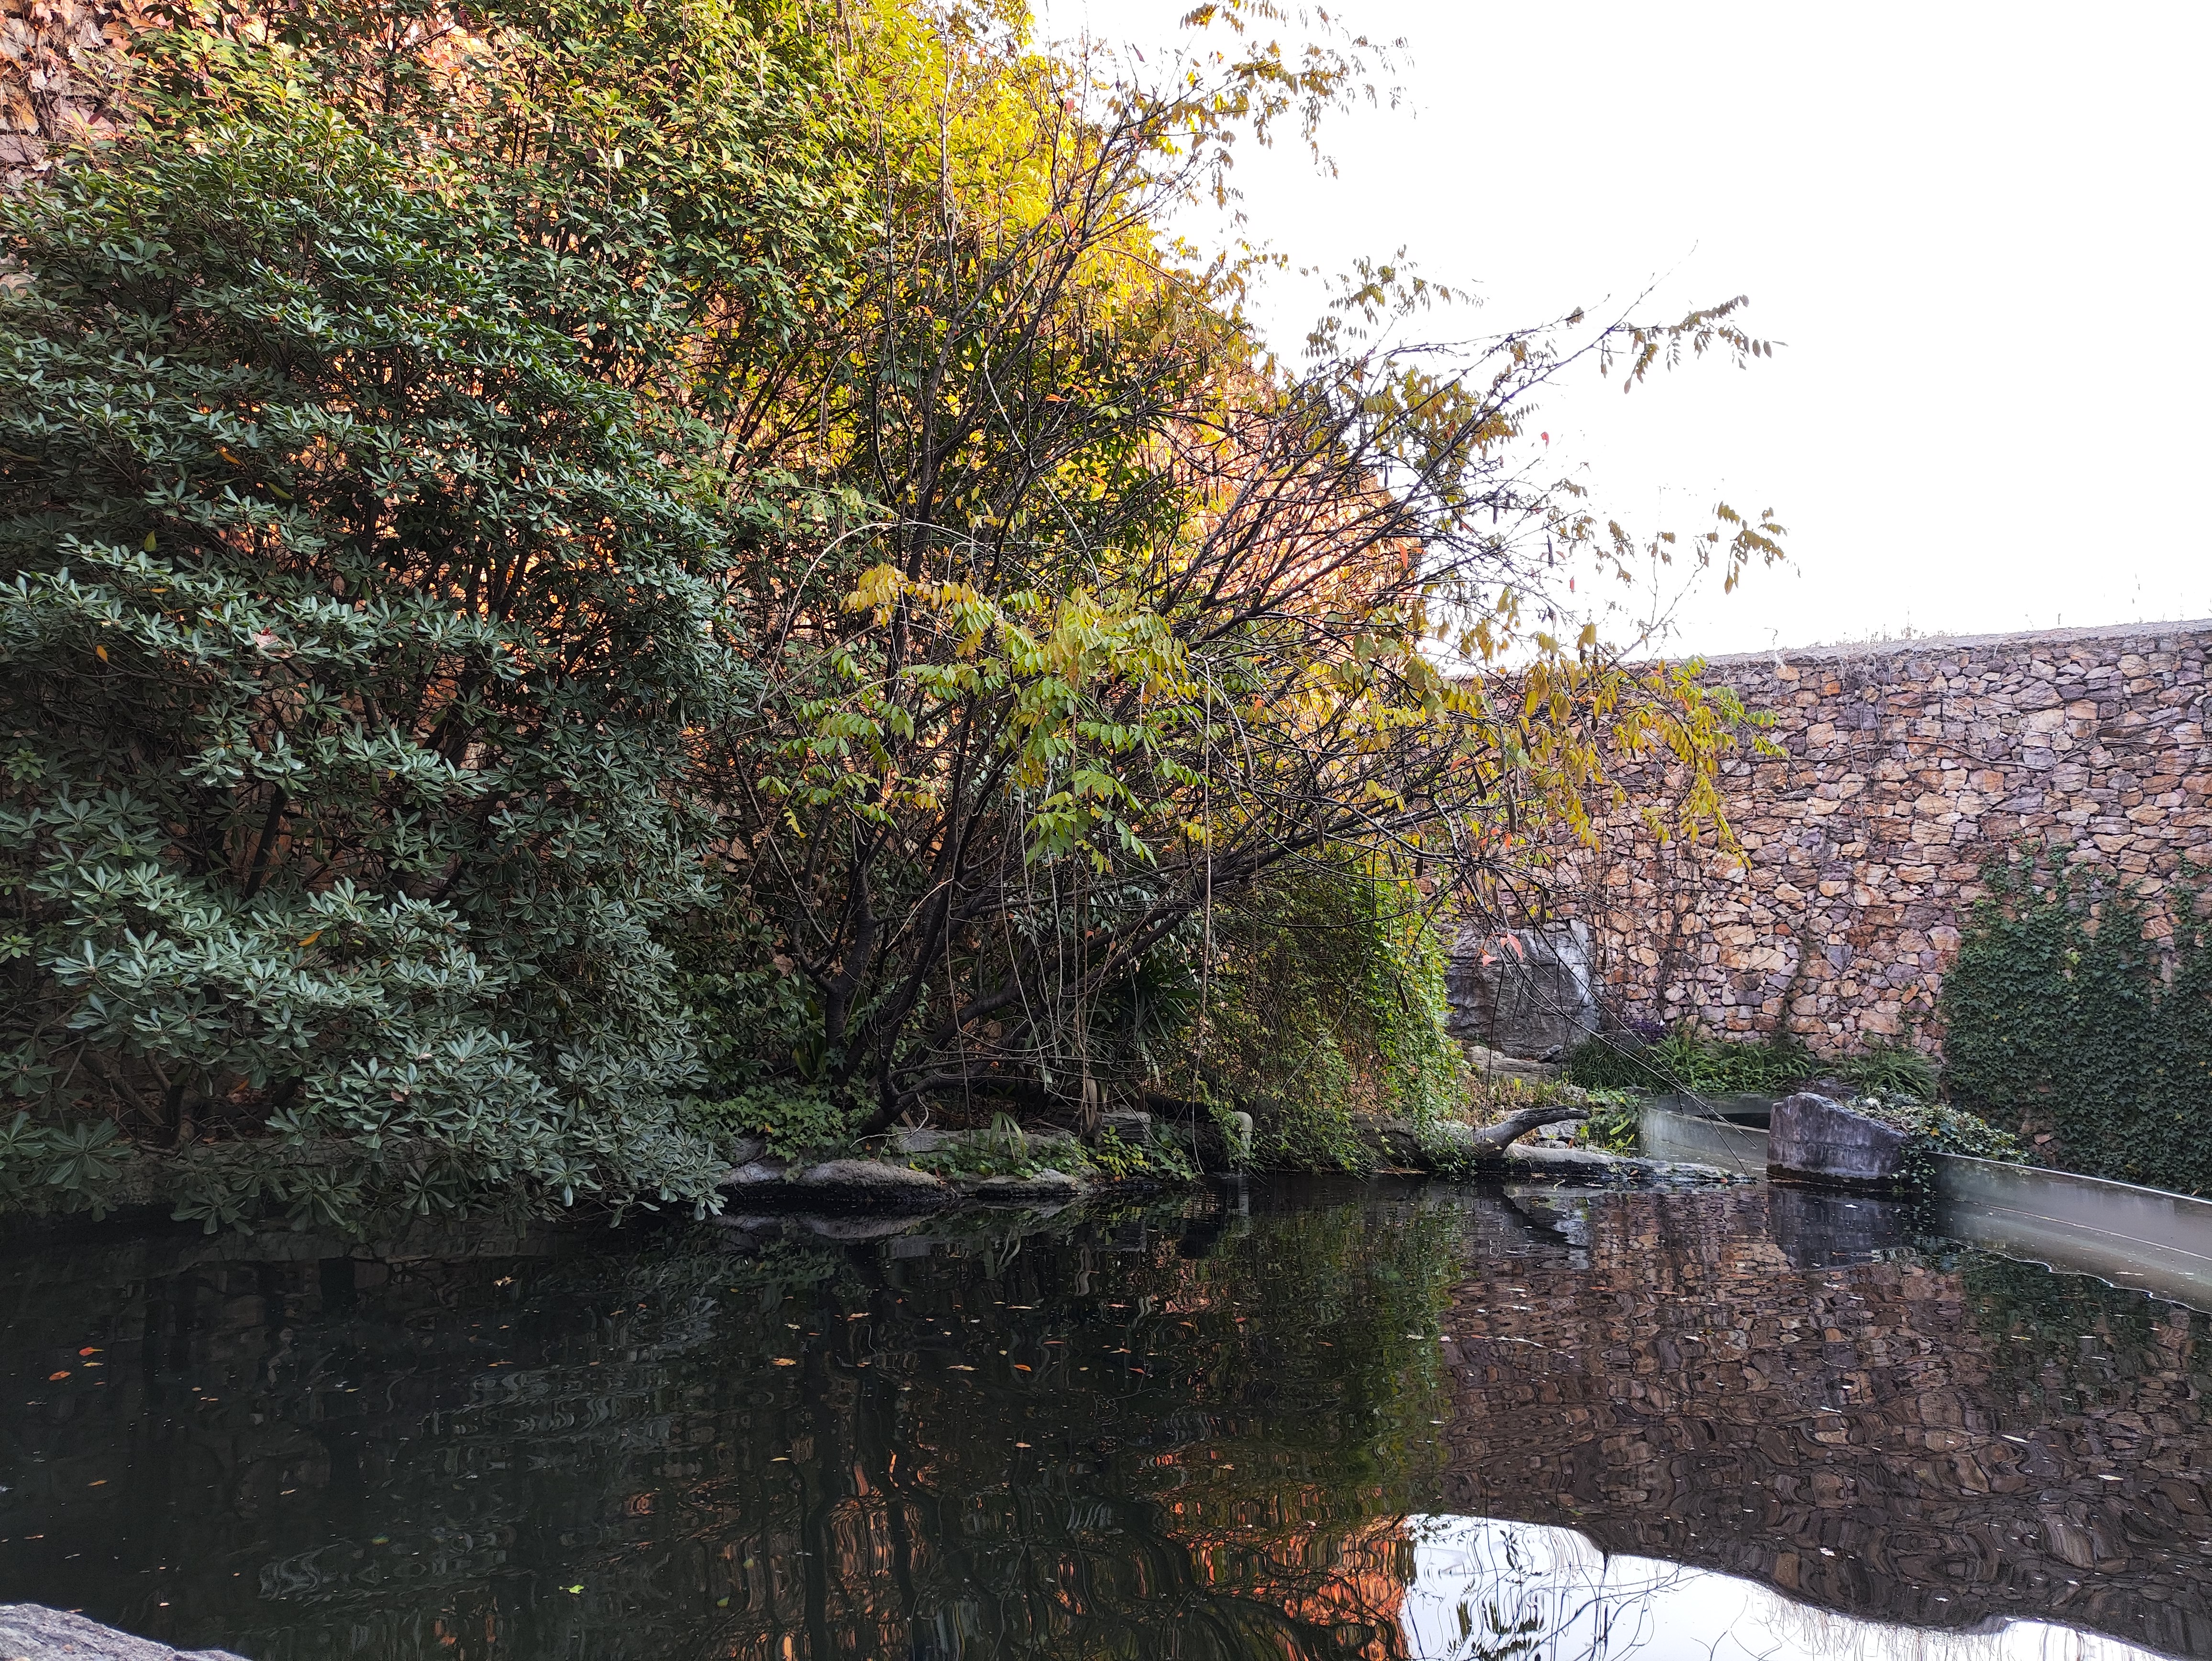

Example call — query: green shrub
[1564,1026,1937,1105]
[1564,1026,1810,1096]
[0,102,746,1218]
[1087,1126,1196,1184]
[1834,1043,1938,1102]
[1201,860,1462,1171]
[1578,1089,1642,1153]
[1942,848,2212,1194]
[1873,1099,2023,1160]
[679,1087,855,1163]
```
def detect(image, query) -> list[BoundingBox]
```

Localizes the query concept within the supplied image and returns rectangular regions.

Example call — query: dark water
[1,1180,2208,1661]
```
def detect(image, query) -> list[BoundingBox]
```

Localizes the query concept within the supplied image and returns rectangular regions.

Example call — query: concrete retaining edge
[1637,1105,2212,1311]
[1637,1104,1770,1173]
[1932,1152,2212,1310]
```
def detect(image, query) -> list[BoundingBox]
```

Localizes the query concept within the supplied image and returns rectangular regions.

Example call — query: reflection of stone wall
[1427,1189,2212,1659]
[1545,621,2212,1055]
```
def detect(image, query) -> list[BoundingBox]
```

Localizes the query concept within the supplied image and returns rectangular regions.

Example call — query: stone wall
[1542,620,2212,1057]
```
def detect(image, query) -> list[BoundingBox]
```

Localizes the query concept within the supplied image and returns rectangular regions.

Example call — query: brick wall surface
[1551,620,2212,1056]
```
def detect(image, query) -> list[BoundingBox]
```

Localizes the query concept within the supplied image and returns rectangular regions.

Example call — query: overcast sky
[1036,0,2212,657]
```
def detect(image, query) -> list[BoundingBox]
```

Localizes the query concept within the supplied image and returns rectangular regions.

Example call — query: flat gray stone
[718,1158,791,1189]
[1096,1108,1152,1145]
[1768,1092,1907,1189]
[1503,1145,1747,1189]
[963,1168,1086,1204]
[0,1605,248,1660]
[1461,1043,1564,1087]
[1506,1143,1641,1174]
[794,1159,950,1209]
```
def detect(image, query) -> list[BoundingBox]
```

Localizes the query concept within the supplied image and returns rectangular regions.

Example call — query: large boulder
[1445,922,1599,1058]
[0,1606,248,1661]
[718,1157,792,1190]
[960,1168,1087,1206]
[1768,1092,1908,1190]
[794,1159,952,1209]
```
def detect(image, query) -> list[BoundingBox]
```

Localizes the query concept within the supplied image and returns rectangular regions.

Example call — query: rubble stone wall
[1549,620,2212,1057]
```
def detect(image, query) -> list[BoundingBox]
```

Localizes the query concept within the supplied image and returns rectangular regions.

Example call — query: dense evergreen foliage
[1942,848,2212,1195]
[0,0,1782,1223]
[0,109,755,1221]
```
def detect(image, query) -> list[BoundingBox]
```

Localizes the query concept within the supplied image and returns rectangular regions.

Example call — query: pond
[0,1180,2206,1661]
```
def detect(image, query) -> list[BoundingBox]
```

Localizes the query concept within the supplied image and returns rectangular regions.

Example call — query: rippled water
[0,1180,2206,1661]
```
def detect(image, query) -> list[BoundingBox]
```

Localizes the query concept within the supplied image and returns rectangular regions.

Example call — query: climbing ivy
[1941,847,2212,1196]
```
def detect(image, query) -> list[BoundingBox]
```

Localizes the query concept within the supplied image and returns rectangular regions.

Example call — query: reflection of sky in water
[1400,1517,2164,1661]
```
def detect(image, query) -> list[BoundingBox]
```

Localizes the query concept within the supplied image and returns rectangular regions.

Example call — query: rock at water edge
[965,1169,1086,1205]
[1767,1092,1907,1190]
[718,1158,792,1190]
[1444,921,1599,1059]
[794,1159,951,1209]
[0,1605,250,1661]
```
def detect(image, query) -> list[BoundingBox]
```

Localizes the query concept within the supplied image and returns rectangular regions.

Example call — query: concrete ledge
[1638,1106,2212,1311]
[1933,1154,2212,1311]
[1637,1105,1770,1173]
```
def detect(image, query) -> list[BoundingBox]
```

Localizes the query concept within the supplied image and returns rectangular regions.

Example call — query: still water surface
[0,1180,2206,1661]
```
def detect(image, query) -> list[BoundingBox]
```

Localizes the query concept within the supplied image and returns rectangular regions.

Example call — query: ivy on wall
[1940,847,2212,1196]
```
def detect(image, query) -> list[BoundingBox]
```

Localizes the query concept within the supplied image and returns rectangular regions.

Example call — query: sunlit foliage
[0,0,1782,1217]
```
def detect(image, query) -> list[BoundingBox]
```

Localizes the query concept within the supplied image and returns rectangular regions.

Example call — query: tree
[687,17,1782,1134]
[0,0,1785,1216]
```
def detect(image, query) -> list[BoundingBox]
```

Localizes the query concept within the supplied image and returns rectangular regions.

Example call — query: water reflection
[0,1183,2203,1661]
[1402,1518,2162,1661]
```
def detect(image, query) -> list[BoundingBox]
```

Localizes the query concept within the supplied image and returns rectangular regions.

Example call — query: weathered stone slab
[794,1159,951,1208]
[960,1169,1086,1205]
[718,1157,792,1190]
[1460,1043,1563,1088]
[1768,1092,1907,1189]
[1445,922,1599,1058]
[0,1605,247,1661]
[1095,1108,1152,1145]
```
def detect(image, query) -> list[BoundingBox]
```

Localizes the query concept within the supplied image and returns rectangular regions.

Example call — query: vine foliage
[1941,847,2212,1196]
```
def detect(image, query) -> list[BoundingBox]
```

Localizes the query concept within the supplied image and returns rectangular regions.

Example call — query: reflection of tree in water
[6,1187,2207,1661]
[1400,1518,1694,1661]
[0,1194,1466,1660]
[704,1200,1464,1660]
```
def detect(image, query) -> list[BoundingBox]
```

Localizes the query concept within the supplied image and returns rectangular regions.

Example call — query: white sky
[1036,0,2212,657]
